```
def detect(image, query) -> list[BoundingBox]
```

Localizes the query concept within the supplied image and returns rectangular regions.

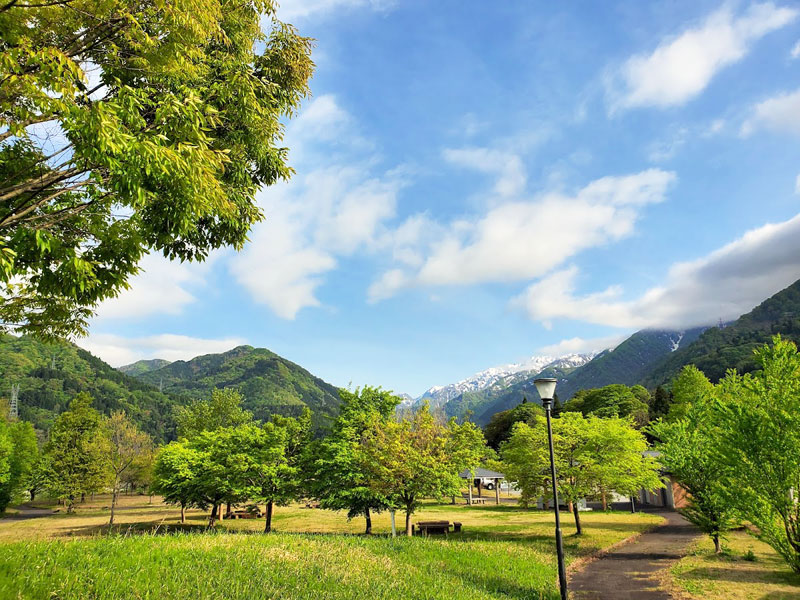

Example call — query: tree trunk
[29,489,36,502]
[630,496,636,513]
[405,508,413,537]
[180,503,186,524]
[264,501,274,533]
[109,483,118,526]
[601,490,608,511]
[226,501,231,517]
[567,500,573,513]
[208,503,218,528]
[713,534,721,554]
[364,507,372,535]
[573,501,583,535]
[80,492,85,503]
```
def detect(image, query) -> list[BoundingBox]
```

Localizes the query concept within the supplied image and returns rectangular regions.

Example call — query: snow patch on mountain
[418,352,597,407]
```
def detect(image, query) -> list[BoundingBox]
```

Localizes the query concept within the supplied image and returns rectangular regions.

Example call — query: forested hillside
[555,328,705,401]
[643,279,800,386]
[118,359,171,377]
[0,335,177,440]
[134,346,342,429]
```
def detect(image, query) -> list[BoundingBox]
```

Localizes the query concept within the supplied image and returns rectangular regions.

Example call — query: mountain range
[3,279,799,439]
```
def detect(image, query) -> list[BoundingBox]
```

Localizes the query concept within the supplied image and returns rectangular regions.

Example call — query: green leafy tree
[359,404,483,536]
[311,387,399,534]
[103,411,153,525]
[667,365,713,422]
[650,399,737,554]
[42,393,109,511]
[649,385,672,421]
[715,336,800,571]
[233,422,296,533]
[0,419,12,512]
[175,388,252,439]
[564,384,649,427]
[483,401,543,451]
[0,0,313,337]
[0,420,39,509]
[152,441,201,523]
[503,413,661,534]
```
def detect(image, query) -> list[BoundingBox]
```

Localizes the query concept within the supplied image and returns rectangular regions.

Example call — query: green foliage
[104,411,153,524]
[650,395,738,554]
[714,336,800,572]
[311,387,399,531]
[0,419,12,512]
[0,333,177,440]
[152,442,201,519]
[118,359,172,377]
[503,413,662,533]
[136,345,342,431]
[359,404,486,536]
[563,383,650,427]
[644,279,800,387]
[41,393,110,511]
[0,420,38,510]
[175,388,253,439]
[666,365,713,421]
[0,0,313,337]
[483,401,543,451]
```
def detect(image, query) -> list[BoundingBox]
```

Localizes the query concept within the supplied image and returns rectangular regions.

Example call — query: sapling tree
[152,441,201,524]
[103,411,153,525]
[715,336,800,571]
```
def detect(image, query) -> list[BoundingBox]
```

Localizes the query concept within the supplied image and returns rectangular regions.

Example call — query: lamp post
[535,377,568,600]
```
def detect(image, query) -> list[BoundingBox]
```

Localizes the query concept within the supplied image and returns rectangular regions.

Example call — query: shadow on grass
[678,566,800,586]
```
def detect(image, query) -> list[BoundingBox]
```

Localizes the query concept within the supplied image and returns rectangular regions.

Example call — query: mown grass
[670,529,800,600]
[0,496,662,599]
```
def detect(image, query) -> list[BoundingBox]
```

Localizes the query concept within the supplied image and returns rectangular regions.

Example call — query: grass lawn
[0,495,662,599]
[670,529,800,600]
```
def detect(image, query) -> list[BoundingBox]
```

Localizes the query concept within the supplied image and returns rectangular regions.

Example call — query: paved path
[569,510,700,599]
[2,503,56,520]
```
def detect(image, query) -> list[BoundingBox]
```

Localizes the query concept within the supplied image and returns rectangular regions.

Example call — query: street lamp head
[534,377,557,401]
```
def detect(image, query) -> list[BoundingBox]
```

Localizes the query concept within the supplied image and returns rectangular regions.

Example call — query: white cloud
[369,168,676,301]
[791,40,800,58]
[538,334,629,356]
[443,147,527,197]
[513,213,800,329]
[609,3,798,111]
[229,95,406,319]
[277,0,394,22]
[93,253,218,321]
[80,333,246,367]
[741,87,800,136]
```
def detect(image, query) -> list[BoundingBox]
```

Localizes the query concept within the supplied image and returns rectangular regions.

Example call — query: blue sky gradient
[84,1,800,396]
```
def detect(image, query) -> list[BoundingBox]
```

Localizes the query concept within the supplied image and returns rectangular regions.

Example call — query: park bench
[415,520,462,536]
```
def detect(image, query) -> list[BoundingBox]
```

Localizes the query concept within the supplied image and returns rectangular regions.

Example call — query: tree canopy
[563,384,650,427]
[0,0,313,337]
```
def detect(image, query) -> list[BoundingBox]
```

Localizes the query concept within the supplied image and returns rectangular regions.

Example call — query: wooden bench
[226,508,263,519]
[415,520,462,536]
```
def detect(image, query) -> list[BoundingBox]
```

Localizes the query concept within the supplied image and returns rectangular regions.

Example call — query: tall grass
[1,531,560,599]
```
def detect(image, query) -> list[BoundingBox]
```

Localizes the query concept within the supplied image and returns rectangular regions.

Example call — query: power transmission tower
[9,383,19,420]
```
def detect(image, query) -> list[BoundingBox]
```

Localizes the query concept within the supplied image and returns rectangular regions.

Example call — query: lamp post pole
[536,378,568,600]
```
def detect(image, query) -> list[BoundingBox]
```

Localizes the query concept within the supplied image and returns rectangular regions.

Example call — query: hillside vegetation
[118,359,172,377]
[0,335,176,440]
[135,345,342,429]
[643,279,800,387]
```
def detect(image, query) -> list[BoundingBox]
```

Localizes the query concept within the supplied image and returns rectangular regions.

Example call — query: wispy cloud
[369,168,675,301]
[513,213,800,329]
[741,87,800,136]
[607,3,797,112]
[81,333,246,367]
[538,334,629,356]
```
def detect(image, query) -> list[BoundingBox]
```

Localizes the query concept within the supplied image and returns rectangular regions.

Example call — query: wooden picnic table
[415,520,462,536]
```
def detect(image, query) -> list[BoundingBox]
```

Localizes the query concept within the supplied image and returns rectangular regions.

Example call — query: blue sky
[83,0,800,397]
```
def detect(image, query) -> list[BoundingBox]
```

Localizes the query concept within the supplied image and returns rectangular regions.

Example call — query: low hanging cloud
[608,3,797,112]
[93,253,219,321]
[80,333,246,367]
[368,168,676,301]
[229,95,406,319]
[513,212,800,329]
[537,334,630,356]
[741,87,800,136]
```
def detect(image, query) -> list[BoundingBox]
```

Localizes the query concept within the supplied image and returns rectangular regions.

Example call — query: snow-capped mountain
[417,352,597,407]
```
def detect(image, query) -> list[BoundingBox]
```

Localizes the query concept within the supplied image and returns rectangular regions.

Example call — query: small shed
[459,467,505,505]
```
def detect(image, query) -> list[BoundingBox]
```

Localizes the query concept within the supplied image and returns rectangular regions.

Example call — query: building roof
[459,467,505,479]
